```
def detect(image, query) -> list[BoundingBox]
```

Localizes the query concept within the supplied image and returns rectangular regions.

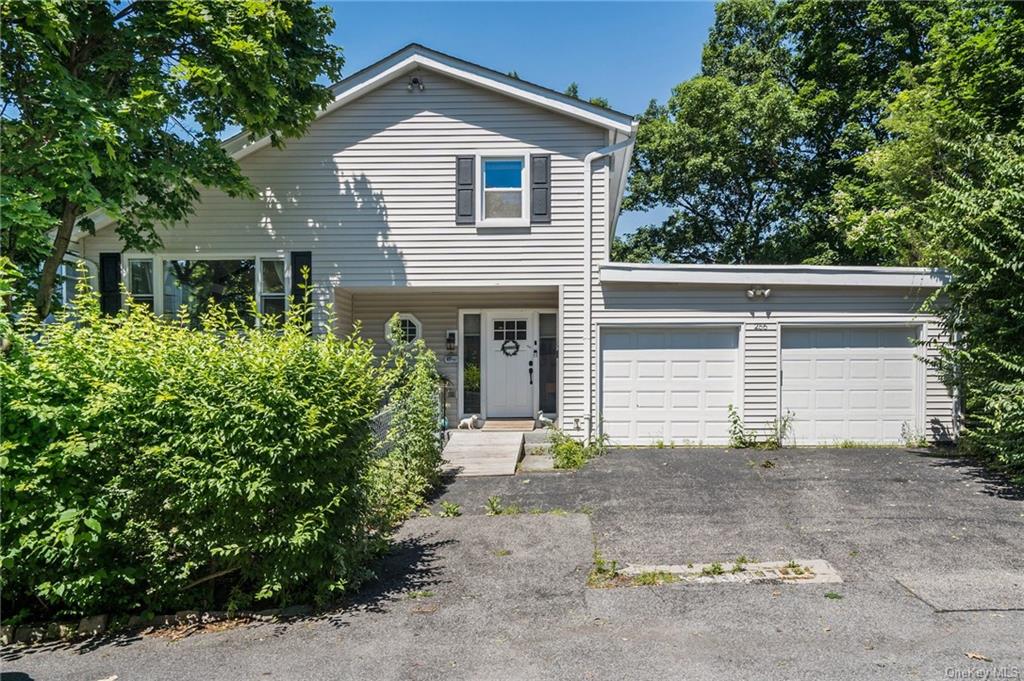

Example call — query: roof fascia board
[600,263,949,288]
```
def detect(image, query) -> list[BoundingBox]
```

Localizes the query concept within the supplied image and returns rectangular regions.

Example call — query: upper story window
[482,157,525,221]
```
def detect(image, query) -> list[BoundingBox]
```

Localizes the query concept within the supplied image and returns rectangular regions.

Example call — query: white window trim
[385,313,422,345]
[476,153,530,227]
[119,252,290,322]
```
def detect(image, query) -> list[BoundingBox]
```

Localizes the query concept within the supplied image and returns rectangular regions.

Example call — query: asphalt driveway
[4,448,1023,680]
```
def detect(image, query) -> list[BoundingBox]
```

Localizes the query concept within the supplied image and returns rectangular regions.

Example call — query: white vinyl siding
[923,323,957,441]
[79,68,606,430]
[742,322,779,438]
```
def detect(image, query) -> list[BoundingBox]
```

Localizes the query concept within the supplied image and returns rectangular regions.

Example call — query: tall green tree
[618,0,943,265]
[1,0,343,318]
[620,0,804,263]
[835,2,1024,471]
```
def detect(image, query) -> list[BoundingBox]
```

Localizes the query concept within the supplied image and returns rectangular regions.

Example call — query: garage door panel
[706,360,736,378]
[671,391,700,408]
[884,389,914,410]
[603,421,632,439]
[669,422,700,440]
[849,390,879,409]
[848,420,882,440]
[815,390,845,409]
[885,359,914,379]
[603,360,632,378]
[603,391,632,409]
[782,359,812,379]
[850,360,881,379]
[671,361,700,378]
[637,361,666,378]
[636,391,666,408]
[601,328,738,446]
[705,390,735,409]
[782,326,920,445]
[814,360,845,379]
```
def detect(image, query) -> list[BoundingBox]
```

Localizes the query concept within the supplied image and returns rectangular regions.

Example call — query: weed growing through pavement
[439,501,462,517]
[701,562,725,577]
[631,571,680,586]
[587,550,619,588]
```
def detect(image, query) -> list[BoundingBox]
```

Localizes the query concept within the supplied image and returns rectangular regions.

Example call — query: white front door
[485,314,534,417]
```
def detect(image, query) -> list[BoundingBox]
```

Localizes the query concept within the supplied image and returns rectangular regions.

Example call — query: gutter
[582,134,636,436]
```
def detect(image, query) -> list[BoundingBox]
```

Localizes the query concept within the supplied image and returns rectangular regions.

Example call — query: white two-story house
[70,44,957,446]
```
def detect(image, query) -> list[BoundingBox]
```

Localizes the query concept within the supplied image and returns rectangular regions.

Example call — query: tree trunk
[35,201,80,320]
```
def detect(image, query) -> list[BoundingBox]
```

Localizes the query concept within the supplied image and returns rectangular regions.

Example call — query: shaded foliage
[0,0,343,317]
[1,282,442,621]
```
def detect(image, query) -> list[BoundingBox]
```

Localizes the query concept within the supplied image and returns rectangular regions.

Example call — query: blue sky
[325,1,718,234]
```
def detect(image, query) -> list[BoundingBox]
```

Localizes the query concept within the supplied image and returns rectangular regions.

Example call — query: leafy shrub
[727,405,792,450]
[364,320,443,527]
[0,286,441,621]
[549,428,608,470]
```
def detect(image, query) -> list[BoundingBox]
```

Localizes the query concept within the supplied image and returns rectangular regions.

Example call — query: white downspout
[582,134,635,437]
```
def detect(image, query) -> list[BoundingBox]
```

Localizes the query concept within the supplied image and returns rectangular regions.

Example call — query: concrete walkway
[440,430,524,477]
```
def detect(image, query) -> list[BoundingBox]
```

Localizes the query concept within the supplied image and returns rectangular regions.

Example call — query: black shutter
[290,251,313,328]
[530,154,551,224]
[455,156,475,224]
[98,252,121,316]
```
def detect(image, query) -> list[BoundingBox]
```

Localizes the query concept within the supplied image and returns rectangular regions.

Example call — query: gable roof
[222,43,636,161]
[74,43,637,239]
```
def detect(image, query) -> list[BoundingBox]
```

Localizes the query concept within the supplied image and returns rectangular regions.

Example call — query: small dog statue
[536,411,554,429]
[457,414,480,430]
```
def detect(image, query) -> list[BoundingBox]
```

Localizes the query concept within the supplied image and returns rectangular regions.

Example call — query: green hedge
[0,287,442,622]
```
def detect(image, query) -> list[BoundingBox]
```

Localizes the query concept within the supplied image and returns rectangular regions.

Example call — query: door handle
[528,360,534,386]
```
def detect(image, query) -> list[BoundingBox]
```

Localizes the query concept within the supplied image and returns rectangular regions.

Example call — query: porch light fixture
[407,76,425,92]
[746,287,771,299]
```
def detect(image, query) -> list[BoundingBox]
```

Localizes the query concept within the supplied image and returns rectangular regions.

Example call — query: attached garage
[781,326,922,445]
[600,327,739,445]
[594,265,956,447]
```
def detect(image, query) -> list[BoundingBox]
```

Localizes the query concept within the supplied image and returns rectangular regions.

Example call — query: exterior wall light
[407,76,425,92]
[746,287,771,299]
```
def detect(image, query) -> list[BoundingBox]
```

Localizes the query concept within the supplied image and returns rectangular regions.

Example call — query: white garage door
[601,327,738,446]
[781,326,920,445]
